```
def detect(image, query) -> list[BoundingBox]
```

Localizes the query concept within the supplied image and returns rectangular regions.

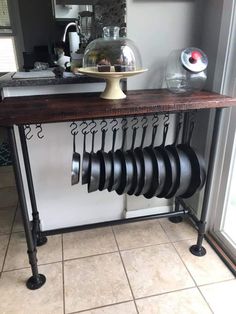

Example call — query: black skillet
[133,124,147,196]
[178,121,206,198]
[87,130,99,193]
[155,123,173,198]
[143,125,159,198]
[80,122,90,185]
[164,122,181,198]
[108,126,124,192]
[97,128,112,191]
[116,120,137,195]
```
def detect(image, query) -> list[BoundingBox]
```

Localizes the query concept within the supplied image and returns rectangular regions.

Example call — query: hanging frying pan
[155,123,173,198]
[143,124,163,198]
[96,127,111,191]
[164,121,181,198]
[133,124,147,196]
[80,122,89,185]
[116,118,138,195]
[177,121,206,198]
[108,123,125,192]
[88,130,99,193]
[71,131,80,186]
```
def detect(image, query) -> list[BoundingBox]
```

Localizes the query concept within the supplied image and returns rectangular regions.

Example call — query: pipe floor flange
[189,244,206,257]
[26,274,46,290]
[168,216,183,224]
[36,236,48,247]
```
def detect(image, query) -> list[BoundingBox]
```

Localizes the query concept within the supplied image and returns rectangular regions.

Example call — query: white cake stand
[78,67,148,99]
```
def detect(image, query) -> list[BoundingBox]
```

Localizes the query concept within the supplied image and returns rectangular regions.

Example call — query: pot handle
[187,121,195,145]
[161,124,169,147]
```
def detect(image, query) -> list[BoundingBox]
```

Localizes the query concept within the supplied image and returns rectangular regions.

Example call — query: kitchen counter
[0,72,103,89]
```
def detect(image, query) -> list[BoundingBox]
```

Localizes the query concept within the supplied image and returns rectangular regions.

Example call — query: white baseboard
[124,205,174,219]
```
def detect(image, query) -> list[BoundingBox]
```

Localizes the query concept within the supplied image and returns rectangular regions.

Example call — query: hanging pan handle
[187,120,195,146]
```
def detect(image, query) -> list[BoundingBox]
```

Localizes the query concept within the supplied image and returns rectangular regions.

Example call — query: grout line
[134,285,203,301]
[1,203,18,273]
[111,226,139,314]
[197,277,236,288]
[2,260,62,273]
[67,300,135,314]
[61,234,66,314]
[170,241,214,314]
[63,250,119,262]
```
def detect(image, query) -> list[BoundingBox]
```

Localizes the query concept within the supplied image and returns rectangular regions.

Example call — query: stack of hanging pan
[81,120,206,199]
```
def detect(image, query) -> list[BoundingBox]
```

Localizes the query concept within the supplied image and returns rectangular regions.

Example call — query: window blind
[0,37,17,72]
[0,0,10,28]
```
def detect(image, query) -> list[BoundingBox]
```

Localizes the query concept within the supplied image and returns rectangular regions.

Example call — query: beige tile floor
[0,180,235,313]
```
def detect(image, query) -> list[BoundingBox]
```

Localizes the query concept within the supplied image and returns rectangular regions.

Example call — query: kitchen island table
[0,89,235,289]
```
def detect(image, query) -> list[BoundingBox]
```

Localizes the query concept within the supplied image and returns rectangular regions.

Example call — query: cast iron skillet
[71,131,80,185]
[143,125,159,198]
[108,127,125,192]
[81,122,91,185]
[177,121,206,198]
[97,128,112,191]
[133,124,147,196]
[126,127,138,195]
[116,121,137,195]
[87,131,99,193]
[164,122,181,198]
[155,124,173,198]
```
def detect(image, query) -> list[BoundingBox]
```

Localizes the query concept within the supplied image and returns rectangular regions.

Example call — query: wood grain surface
[0,89,236,126]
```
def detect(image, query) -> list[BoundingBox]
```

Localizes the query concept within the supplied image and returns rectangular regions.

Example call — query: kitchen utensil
[116,117,138,195]
[178,121,206,198]
[71,131,80,186]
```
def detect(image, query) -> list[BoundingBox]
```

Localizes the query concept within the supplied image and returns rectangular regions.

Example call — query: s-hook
[24,125,33,140]
[35,124,44,139]
[100,119,108,132]
[110,118,119,132]
[163,113,170,126]
[152,114,159,127]
[131,116,139,130]
[88,119,98,134]
[70,121,79,135]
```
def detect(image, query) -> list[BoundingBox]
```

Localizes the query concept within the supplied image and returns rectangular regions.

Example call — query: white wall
[126,0,202,90]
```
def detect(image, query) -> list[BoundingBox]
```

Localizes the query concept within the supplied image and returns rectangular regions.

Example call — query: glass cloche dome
[83,26,143,72]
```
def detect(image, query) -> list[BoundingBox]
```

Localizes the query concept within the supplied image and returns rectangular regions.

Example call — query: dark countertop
[1,89,236,126]
[0,72,103,88]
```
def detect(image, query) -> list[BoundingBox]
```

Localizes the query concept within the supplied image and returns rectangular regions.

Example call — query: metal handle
[161,124,169,147]
[111,128,117,152]
[141,126,147,148]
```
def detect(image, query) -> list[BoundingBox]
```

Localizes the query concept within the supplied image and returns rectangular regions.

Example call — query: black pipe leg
[32,212,48,247]
[169,198,183,223]
[8,126,46,289]
[18,126,47,247]
[190,220,206,256]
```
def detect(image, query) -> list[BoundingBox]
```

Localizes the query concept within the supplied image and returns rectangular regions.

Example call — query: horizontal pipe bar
[42,209,188,236]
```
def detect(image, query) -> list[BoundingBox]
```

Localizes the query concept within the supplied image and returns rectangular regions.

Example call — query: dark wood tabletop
[0,89,236,126]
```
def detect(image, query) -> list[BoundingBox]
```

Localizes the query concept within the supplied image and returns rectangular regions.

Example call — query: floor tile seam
[2,260,63,273]
[63,249,119,263]
[111,226,139,314]
[134,285,205,301]
[61,234,66,314]
[115,240,175,253]
[1,206,17,273]
[197,277,236,288]
[66,300,137,314]
[158,220,173,243]
[170,241,214,313]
